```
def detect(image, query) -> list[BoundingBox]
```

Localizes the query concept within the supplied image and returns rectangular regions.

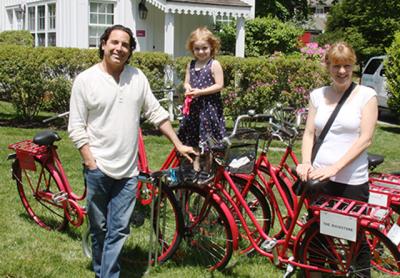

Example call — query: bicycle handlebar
[230,110,273,138]
[42,111,70,123]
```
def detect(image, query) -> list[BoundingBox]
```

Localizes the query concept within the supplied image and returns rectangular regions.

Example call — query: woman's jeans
[84,168,137,278]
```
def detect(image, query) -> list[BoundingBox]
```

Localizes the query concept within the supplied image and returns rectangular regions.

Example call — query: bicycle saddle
[33,130,61,146]
[367,153,384,169]
[293,177,329,196]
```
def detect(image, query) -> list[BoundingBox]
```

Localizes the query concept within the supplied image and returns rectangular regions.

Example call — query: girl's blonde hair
[186,27,221,58]
[324,41,357,66]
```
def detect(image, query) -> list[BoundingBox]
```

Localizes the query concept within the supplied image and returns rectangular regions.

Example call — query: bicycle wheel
[173,184,234,271]
[366,223,400,275]
[151,182,183,264]
[297,223,364,277]
[81,184,183,265]
[229,177,272,253]
[13,158,68,231]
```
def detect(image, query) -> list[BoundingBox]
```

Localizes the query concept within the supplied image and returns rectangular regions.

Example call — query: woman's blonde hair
[324,41,357,66]
[186,27,220,58]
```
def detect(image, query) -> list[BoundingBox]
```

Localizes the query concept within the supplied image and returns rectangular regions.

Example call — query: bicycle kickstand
[283,257,295,278]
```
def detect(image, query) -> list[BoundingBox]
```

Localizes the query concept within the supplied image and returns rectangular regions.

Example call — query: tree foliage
[255,0,309,21]
[385,31,400,115]
[216,17,303,57]
[319,0,400,64]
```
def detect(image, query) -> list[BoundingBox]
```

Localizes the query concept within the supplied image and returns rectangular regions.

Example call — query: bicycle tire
[81,183,183,265]
[229,177,272,254]
[172,184,234,271]
[13,158,68,231]
[151,182,184,264]
[366,222,400,275]
[296,223,373,277]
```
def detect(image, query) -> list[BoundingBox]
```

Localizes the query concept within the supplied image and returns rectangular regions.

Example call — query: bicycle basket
[225,129,259,174]
[8,140,48,171]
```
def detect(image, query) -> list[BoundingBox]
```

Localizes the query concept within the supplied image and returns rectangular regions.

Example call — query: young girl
[178,27,226,183]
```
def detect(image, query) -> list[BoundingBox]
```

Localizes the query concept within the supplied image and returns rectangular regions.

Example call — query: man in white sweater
[68,25,195,278]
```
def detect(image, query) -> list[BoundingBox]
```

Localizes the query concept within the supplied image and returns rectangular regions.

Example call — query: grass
[0,106,399,277]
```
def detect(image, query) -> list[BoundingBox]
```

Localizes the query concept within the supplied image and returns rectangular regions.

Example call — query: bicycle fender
[210,190,240,250]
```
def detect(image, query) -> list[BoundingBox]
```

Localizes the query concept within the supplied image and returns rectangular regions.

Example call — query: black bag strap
[311,82,356,163]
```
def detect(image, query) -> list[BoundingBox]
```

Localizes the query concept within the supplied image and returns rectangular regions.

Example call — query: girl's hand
[184,85,193,92]
[309,166,339,181]
[185,88,201,98]
[296,163,313,182]
[176,145,198,163]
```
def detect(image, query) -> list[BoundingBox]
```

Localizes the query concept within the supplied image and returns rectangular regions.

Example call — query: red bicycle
[7,127,184,265]
[170,113,400,276]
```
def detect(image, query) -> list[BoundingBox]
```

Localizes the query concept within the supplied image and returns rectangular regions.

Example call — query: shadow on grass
[18,213,82,239]
[0,114,68,130]
[380,126,400,134]
[120,246,153,278]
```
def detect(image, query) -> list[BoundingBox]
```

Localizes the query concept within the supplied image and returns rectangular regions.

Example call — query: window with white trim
[5,5,25,30]
[38,5,45,30]
[89,2,114,47]
[28,7,35,31]
[215,15,233,25]
[6,10,13,28]
[27,3,57,47]
[48,4,56,30]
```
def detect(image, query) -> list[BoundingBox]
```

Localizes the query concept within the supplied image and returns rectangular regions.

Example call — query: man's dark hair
[98,25,136,63]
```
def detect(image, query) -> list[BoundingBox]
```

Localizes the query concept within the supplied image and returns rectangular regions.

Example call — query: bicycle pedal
[52,191,68,203]
[261,238,277,252]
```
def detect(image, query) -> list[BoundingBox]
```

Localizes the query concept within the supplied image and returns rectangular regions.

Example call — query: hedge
[0,45,329,121]
[176,54,329,116]
[0,46,172,120]
[0,30,33,46]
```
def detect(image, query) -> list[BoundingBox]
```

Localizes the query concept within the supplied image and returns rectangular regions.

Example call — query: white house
[0,0,255,57]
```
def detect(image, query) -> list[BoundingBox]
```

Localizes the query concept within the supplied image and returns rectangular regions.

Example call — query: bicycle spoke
[14,159,67,230]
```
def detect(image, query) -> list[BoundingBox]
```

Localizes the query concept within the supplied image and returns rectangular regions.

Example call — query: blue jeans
[84,168,137,278]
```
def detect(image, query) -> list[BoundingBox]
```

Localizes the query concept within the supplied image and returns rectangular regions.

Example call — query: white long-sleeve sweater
[68,64,169,179]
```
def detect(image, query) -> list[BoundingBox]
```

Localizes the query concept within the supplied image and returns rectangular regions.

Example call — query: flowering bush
[172,54,330,117]
[219,54,329,116]
[300,42,330,61]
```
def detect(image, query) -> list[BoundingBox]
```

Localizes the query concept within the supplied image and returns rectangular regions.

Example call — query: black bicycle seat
[293,179,329,196]
[33,130,61,146]
[367,153,384,169]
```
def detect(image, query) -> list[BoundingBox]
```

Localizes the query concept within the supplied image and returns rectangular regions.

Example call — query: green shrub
[175,53,329,116]
[0,45,172,120]
[0,45,48,120]
[217,17,303,57]
[385,31,400,115]
[130,52,173,90]
[38,47,99,113]
[0,30,33,46]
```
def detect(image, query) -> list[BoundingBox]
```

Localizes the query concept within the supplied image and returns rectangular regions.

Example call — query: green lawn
[0,120,399,277]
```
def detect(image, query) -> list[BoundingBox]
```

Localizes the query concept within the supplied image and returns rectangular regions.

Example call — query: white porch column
[235,16,245,57]
[164,12,175,56]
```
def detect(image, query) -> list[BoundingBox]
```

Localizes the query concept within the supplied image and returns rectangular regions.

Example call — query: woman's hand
[296,163,313,182]
[309,165,340,181]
